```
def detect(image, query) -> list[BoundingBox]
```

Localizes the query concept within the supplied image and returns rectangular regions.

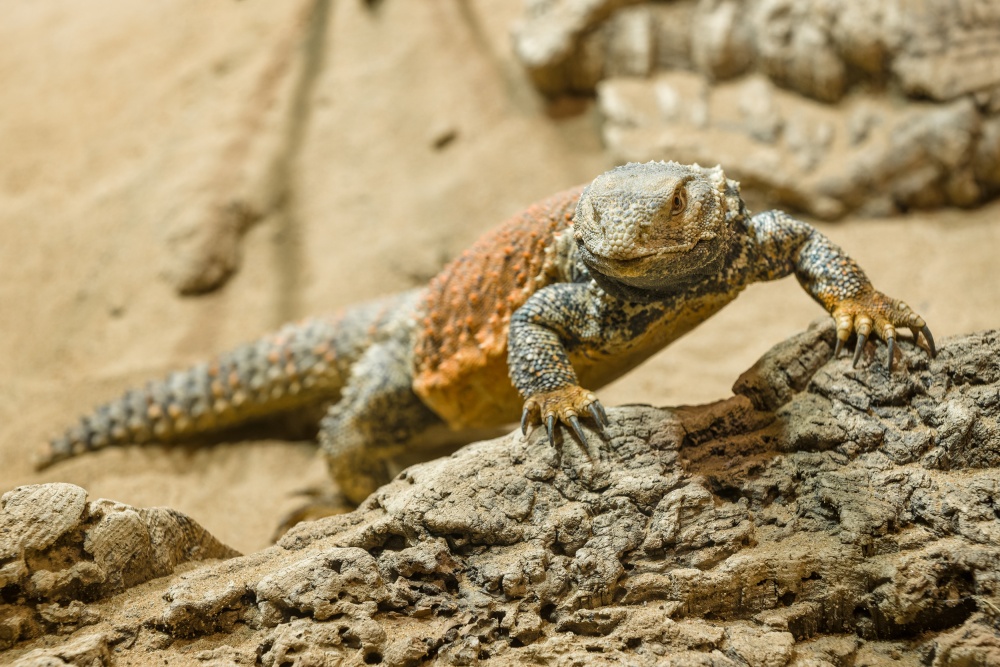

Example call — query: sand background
[1,0,998,555]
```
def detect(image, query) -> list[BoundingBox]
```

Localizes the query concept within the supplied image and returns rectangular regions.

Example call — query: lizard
[40,161,935,507]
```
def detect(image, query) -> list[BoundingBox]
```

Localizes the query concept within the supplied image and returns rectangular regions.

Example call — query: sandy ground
[1,1,999,555]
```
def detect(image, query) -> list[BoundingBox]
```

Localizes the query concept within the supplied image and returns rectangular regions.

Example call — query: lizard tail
[39,316,351,469]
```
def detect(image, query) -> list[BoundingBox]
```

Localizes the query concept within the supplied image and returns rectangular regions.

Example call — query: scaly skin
[41,292,420,467]
[43,161,934,507]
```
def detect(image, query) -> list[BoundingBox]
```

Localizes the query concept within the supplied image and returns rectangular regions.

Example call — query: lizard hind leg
[318,340,443,507]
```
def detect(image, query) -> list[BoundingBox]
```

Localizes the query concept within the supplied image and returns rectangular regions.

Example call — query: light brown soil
[1,0,998,558]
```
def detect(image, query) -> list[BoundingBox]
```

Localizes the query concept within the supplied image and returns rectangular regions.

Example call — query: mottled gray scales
[509,283,598,394]
[44,161,933,509]
[46,317,342,465]
[745,209,868,306]
[43,291,422,470]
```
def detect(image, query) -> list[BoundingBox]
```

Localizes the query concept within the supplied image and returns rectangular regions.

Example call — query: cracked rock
[516,0,1000,218]
[5,324,1000,665]
[0,483,238,651]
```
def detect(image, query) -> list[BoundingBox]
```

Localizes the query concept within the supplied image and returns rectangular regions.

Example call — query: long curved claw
[852,332,868,368]
[833,337,844,359]
[568,415,587,444]
[520,407,530,436]
[921,324,936,358]
[545,415,556,447]
[587,405,605,433]
[588,402,608,431]
[887,336,896,373]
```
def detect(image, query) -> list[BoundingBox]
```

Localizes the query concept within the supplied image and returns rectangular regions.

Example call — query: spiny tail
[40,317,351,469]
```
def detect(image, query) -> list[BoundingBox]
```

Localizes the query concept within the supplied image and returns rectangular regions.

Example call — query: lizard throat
[588,268,681,304]
[579,237,732,304]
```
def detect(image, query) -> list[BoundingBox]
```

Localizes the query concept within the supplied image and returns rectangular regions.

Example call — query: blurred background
[1,0,998,552]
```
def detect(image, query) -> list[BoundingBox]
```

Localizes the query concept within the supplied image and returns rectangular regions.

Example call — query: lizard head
[573,161,739,301]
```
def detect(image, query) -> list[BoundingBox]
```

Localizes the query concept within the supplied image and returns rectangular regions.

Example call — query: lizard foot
[520,385,609,446]
[831,290,935,372]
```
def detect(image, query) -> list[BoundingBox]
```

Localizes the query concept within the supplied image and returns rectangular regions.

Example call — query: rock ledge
[5,324,1000,666]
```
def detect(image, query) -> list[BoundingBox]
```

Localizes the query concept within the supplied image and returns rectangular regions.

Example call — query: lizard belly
[414,350,523,429]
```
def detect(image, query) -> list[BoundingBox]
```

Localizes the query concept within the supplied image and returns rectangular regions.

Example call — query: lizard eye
[671,190,687,216]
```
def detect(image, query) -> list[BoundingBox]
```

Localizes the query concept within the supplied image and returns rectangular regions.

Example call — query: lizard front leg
[508,282,610,445]
[749,210,935,371]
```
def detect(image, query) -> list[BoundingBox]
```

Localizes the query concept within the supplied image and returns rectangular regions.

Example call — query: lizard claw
[920,324,936,358]
[588,401,609,430]
[887,335,896,373]
[568,414,588,444]
[831,291,932,372]
[852,331,868,367]
[521,385,607,444]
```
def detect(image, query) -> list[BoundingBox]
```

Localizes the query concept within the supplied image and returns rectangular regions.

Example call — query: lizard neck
[589,270,677,304]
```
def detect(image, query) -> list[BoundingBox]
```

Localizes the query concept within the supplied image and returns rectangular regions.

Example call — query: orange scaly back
[412,186,584,427]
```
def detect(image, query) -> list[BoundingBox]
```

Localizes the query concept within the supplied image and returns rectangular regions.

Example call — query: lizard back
[412,186,584,428]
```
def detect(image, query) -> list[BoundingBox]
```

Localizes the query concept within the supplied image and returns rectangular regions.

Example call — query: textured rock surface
[5,324,1000,665]
[599,74,994,219]
[0,483,238,651]
[514,0,1000,103]
[513,0,1000,218]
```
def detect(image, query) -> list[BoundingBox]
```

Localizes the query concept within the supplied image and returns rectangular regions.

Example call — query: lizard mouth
[578,242,698,276]
[578,244,655,271]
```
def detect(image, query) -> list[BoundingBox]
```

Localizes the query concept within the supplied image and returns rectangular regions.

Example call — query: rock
[650,1,697,72]
[513,0,1000,218]
[10,632,112,667]
[515,0,1000,104]
[4,325,1000,664]
[690,0,754,81]
[749,0,847,104]
[738,76,783,144]
[890,1,1000,102]
[0,484,88,568]
[0,484,238,650]
[511,0,647,95]
[598,72,991,219]
[605,6,655,78]
[973,115,1000,196]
